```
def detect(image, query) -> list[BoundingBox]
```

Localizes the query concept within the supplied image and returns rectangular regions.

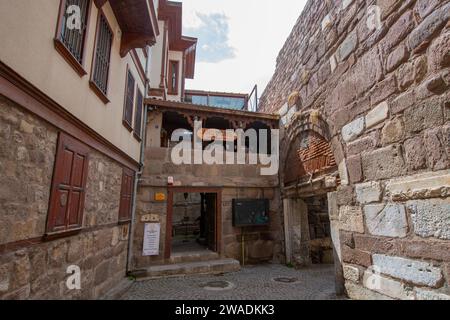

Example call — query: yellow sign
[154,193,166,201]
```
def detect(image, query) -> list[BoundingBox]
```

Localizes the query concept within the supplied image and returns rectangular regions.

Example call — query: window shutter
[134,90,143,139]
[47,133,89,234]
[119,168,134,221]
[123,70,135,128]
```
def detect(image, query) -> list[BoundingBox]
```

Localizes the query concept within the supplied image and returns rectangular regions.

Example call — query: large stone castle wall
[260,0,450,299]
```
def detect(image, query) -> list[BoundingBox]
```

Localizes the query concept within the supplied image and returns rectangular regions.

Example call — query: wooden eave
[146,98,280,128]
[104,0,160,57]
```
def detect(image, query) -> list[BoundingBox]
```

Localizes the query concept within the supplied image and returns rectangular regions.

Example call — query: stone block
[339,206,364,233]
[345,282,392,300]
[343,264,360,282]
[366,101,389,129]
[386,44,409,72]
[424,128,449,171]
[399,240,450,262]
[362,145,406,180]
[385,170,450,201]
[404,136,426,171]
[342,117,365,143]
[338,160,349,186]
[407,199,450,240]
[428,31,450,72]
[415,0,441,20]
[372,254,444,287]
[397,61,415,90]
[391,89,415,114]
[353,234,400,256]
[369,77,397,107]
[381,117,404,145]
[355,181,382,204]
[408,3,450,52]
[337,31,357,62]
[414,288,450,300]
[347,131,379,156]
[382,10,414,52]
[347,155,362,184]
[342,247,372,268]
[364,204,408,238]
[363,270,414,300]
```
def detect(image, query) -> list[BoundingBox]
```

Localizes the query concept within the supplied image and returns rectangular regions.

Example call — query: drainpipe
[126,46,151,275]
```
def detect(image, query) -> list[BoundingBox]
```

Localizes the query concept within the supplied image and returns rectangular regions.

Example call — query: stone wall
[132,146,282,269]
[260,0,450,300]
[0,96,130,299]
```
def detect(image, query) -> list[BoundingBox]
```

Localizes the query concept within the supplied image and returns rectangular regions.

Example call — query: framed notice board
[232,199,270,227]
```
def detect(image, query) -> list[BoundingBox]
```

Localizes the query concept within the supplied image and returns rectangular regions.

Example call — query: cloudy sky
[181,0,308,95]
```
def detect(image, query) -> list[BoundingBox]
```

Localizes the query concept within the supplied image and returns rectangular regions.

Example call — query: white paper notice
[142,223,160,256]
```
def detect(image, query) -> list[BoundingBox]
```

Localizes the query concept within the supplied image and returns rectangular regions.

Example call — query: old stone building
[259,0,450,299]
[1,0,449,301]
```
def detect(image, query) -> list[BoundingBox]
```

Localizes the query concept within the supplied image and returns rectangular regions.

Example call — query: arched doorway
[281,110,345,295]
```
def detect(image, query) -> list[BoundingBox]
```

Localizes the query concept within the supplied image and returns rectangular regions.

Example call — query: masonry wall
[260,0,450,300]
[132,146,282,269]
[0,96,130,299]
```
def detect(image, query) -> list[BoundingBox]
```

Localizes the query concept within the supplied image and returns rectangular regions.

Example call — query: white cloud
[181,0,308,95]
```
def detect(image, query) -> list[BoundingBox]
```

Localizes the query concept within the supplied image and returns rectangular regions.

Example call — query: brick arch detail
[280,110,339,187]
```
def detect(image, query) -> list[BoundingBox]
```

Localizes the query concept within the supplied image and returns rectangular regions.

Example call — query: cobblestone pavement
[121,264,341,300]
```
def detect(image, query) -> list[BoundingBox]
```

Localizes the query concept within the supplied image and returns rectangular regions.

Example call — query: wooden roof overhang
[158,0,197,78]
[96,0,160,57]
[146,98,280,129]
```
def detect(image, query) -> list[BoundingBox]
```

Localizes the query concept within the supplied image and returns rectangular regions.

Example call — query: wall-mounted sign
[154,192,166,201]
[142,223,160,256]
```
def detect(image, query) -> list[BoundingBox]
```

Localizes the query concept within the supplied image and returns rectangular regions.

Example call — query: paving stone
[121,265,342,300]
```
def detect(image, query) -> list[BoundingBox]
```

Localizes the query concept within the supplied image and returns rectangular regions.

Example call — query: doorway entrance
[165,188,222,259]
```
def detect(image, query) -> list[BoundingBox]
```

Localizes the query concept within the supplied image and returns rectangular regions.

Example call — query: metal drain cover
[200,280,235,291]
[273,277,299,283]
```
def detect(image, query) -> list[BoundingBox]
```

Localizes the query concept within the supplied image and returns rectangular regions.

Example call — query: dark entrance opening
[166,188,221,258]
[304,195,333,264]
[169,192,218,254]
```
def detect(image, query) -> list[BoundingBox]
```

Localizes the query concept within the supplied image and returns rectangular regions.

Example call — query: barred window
[134,90,144,140]
[58,0,90,64]
[92,13,113,96]
[123,70,135,130]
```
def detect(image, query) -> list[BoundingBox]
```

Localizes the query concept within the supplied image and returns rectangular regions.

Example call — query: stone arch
[280,108,345,294]
[280,109,337,191]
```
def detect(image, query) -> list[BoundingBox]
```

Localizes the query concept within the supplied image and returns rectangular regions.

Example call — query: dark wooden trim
[89,80,110,104]
[89,9,113,104]
[0,61,140,171]
[165,187,222,259]
[131,49,147,85]
[54,0,93,77]
[54,39,88,77]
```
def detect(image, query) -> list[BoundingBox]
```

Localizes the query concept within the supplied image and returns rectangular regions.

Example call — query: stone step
[169,250,219,264]
[136,259,241,280]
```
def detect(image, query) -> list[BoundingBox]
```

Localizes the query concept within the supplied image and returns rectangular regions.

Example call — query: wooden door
[204,193,217,252]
